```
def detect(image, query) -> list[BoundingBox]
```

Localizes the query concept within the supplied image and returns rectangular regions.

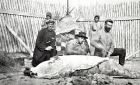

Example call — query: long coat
[32,28,56,67]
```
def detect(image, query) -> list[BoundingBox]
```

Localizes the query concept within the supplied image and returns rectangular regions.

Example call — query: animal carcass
[25,55,140,79]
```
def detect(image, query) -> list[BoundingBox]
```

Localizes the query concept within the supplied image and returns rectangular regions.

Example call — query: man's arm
[108,37,115,55]
[36,30,47,51]
[90,32,105,51]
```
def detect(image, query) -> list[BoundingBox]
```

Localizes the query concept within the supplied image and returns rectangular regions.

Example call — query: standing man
[89,15,102,55]
[41,12,52,29]
[32,19,57,67]
[65,32,89,55]
[90,19,126,66]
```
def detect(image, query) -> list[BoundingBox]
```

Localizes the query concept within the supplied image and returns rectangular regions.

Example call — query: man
[32,19,57,67]
[89,15,102,55]
[90,19,126,66]
[41,12,52,29]
[65,32,89,55]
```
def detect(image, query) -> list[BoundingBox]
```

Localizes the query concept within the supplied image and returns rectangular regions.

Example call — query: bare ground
[0,53,140,85]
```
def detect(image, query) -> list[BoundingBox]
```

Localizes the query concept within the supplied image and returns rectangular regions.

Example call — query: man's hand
[45,46,53,51]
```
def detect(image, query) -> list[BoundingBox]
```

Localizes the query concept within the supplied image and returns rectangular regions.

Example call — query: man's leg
[32,57,39,67]
[43,51,52,61]
[110,48,126,66]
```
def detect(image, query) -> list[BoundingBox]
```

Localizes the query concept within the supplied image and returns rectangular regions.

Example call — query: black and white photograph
[0,0,140,85]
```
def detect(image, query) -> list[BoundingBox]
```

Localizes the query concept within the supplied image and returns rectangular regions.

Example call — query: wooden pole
[126,50,140,60]
[66,0,69,15]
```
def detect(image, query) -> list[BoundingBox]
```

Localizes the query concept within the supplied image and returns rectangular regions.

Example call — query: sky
[36,0,140,7]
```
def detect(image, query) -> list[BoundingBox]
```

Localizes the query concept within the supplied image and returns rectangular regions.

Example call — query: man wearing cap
[90,19,126,66]
[65,32,89,55]
[89,15,103,55]
[32,19,57,67]
[41,12,53,29]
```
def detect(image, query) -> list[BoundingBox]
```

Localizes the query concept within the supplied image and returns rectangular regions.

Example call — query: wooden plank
[6,24,33,57]
[126,49,140,60]
[77,16,140,22]
[0,14,7,52]
[0,9,140,21]
[0,9,45,18]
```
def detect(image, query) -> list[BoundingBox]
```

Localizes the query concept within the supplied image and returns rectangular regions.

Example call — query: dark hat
[75,32,88,39]
[46,12,52,18]
[46,19,55,24]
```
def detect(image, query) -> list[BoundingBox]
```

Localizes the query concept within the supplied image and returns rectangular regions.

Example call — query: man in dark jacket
[32,19,57,67]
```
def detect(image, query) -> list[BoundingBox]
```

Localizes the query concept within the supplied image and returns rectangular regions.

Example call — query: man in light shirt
[90,19,126,66]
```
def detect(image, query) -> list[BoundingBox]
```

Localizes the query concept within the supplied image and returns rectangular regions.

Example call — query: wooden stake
[126,50,140,60]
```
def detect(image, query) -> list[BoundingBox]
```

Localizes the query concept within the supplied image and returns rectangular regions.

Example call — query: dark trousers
[32,49,57,67]
[110,48,126,66]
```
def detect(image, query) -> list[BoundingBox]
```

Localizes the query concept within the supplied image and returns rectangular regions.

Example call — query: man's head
[75,32,88,44]
[46,12,52,20]
[46,19,55,31]
[104,19,113,32]
[94,15,100,23]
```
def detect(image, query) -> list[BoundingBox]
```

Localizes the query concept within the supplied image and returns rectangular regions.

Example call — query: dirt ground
[0,53,140,85]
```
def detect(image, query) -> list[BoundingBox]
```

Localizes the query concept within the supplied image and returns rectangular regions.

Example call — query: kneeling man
[65,32,89,55]
[90,19,126,66]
